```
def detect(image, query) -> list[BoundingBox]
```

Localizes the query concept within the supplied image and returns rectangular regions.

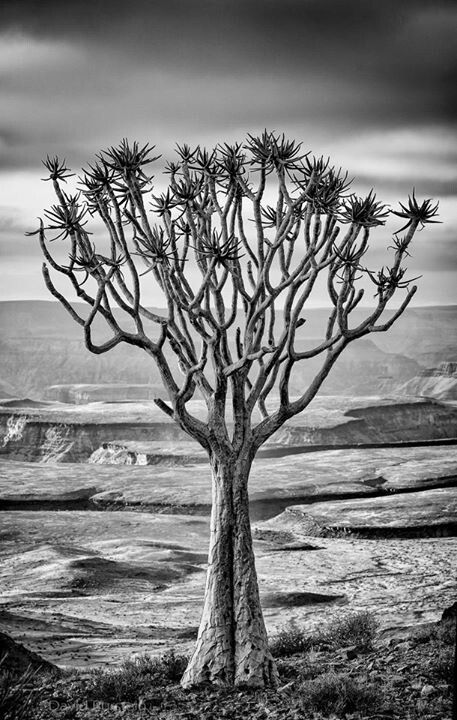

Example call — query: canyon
[0,300,456,672]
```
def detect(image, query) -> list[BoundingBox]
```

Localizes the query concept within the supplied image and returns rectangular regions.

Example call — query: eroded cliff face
[433,361,457,376]
[398,361,457,400]
[270,400,457,446]
[2,398,457,463]
[0,417,187,463]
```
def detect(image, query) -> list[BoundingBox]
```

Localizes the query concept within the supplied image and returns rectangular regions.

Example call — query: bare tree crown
[31,132,439,453]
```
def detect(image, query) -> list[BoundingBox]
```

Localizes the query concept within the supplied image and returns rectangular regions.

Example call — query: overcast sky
[0,0,456,305]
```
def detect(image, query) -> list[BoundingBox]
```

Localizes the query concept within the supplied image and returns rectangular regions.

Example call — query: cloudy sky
[0,0,456,305]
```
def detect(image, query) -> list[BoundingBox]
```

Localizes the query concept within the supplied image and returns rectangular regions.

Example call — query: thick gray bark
[181,453,278,688]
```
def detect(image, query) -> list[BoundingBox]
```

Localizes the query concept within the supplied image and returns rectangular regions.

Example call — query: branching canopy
[31,132,439,456]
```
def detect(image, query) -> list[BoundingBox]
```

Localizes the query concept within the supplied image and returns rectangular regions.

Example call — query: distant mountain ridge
[0,300,456,399]
[1,300,456,345]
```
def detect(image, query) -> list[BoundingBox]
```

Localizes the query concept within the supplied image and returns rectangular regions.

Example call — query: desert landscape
[1,301,456,677]
[1,1,456,716]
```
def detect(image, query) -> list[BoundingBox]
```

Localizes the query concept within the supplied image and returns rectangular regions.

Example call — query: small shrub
[270,611,378,658]
[87,650,188,703]
[317,610,378,650]
[299,671,383,716]
[152,649,189,683]
[269,619,313,658]
[0,656,43,720]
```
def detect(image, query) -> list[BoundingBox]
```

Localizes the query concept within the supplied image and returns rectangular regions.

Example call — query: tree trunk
[181,452,278,688]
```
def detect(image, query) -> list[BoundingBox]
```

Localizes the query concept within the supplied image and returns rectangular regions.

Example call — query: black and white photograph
[0,1,456,718]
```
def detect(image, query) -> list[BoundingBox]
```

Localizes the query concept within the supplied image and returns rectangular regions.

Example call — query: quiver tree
[31,131,439,689]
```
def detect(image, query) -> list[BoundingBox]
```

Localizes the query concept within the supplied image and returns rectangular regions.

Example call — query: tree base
[181,647,278,689]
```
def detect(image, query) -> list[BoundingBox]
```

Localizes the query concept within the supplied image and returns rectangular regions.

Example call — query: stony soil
[6,617,455,719]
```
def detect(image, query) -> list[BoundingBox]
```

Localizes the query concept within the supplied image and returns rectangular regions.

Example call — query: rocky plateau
[0,393,456,670]
[0,301,456,676]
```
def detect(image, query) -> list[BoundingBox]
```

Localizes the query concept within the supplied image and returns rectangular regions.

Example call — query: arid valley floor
[1,393,456,670]
[1,301,457,720]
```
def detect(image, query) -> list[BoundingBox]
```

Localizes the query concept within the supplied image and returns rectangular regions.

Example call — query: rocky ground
[2,610,455,719]
[0,393,456,717]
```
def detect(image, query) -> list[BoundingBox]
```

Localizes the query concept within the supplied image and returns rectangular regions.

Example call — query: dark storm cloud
[1,0,456,125]
[1,0,456,303]
[0,0,455,179]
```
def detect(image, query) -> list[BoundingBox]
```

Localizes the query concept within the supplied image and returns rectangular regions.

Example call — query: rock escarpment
[271,399,457,446]
[398,360,457,400]
[0,417,187,463]
[2,397,457,463]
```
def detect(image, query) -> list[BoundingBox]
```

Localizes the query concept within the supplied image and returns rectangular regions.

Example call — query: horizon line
[1,298,456,310]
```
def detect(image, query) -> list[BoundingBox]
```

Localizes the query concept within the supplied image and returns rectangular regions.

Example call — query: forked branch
[32,132,438,450]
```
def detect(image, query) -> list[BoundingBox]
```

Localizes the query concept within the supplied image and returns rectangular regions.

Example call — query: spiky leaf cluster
[367,266,421,296]
[285,156,352,216]
[151,189,178,217]
[305,168,351,215]
[195,231,244,266]
[245,131,307,173]
[79,162,116,210]
[391,191,440,232]
[44,193,89,240]
[172,175,205,206]
[338,191,389,228]
[42,156,74,182]
[135,226,175,268]
[261,206,283,228]
[191,148,217,176]
[388,234,411,257]
[333,242,367,269]
[175,143,198,164]
[101,139,160,182]
[217,143,248,188]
